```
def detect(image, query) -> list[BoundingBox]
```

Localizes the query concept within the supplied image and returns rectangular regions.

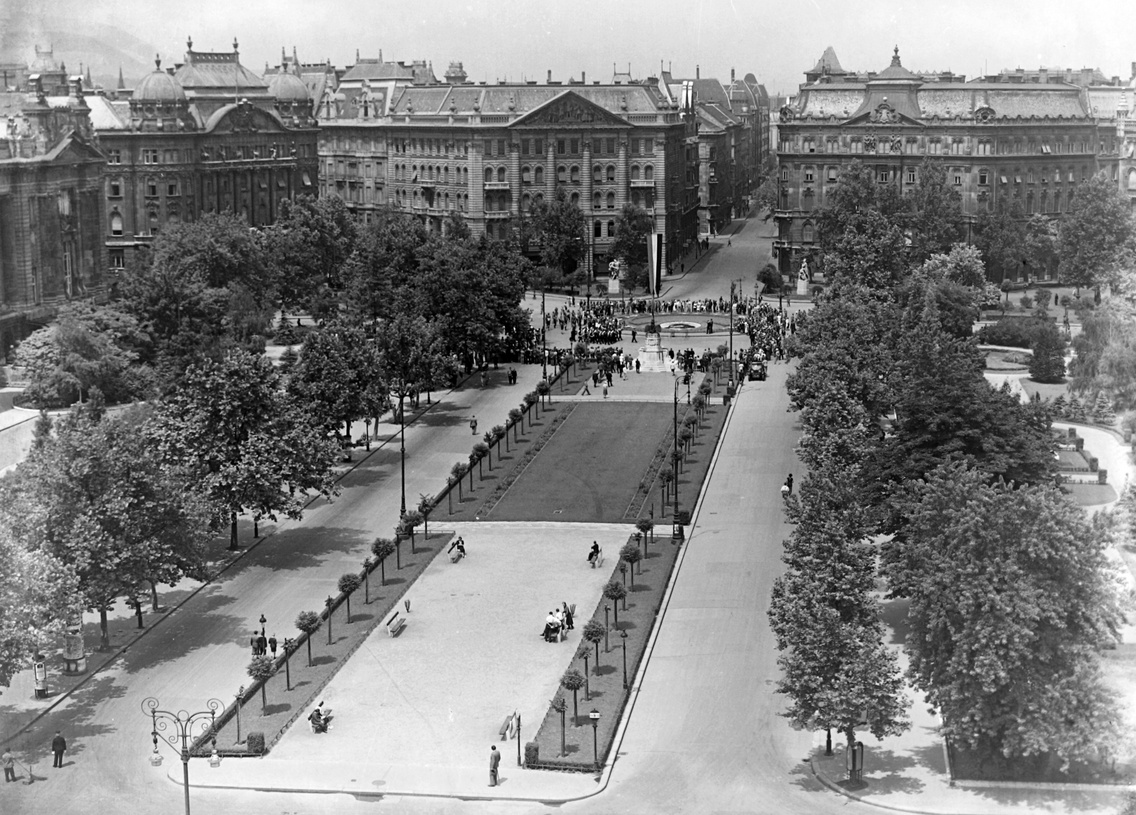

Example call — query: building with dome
[86,38,319,271]
[0,57,106,355]
[772,47,1107,281]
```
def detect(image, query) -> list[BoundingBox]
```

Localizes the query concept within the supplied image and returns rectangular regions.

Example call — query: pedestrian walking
[634,359,640,374]
[470,416,478,435]
[784,473,794,496]
[250,632,260,656]
[51,732,66,768]
[489,744,501,786]
[268,635,278,658]
[256,633,267,657]
[3,748,15,782]
[602,383,608,399]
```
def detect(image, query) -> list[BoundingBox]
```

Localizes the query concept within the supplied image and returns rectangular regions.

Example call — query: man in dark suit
[51,732,66,767]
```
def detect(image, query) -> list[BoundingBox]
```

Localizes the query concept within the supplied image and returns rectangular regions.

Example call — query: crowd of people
[541,602,575,642]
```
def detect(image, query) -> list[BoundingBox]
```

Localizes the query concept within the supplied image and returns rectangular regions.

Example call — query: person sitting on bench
[542,610,561,642]
[587,541,600,567]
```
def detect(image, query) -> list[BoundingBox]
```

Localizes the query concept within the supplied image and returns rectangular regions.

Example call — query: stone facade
[0,69,106,356]
[773,48,1106,277]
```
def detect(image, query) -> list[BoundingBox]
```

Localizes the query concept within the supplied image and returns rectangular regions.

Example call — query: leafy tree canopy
[1058,174,1136,294]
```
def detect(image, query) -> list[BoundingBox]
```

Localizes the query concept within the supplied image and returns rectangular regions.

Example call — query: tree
[337,573,361,623]
[0,407,212,650]
[1059,174,1136,296]
[904,160,964,264]
[635,518,654,547]
[619,542,642,586]
[0,521,80,689]
[246,655,274,714]
[1023,214,1059,281]
[975,199,1027,284]
[14,302,153,408]
[1029,323,1066,384]
[262,195,358,319]
[603,580,627,626]
[295,610,320,667]
[289,321,384,450]
[1068,302,1136,411]
[370,537,396,585]
[610,204,655,291]
[341,208,428,322]
[400,510,423,550]
[888,462,1123,766]
[560,668,586,726]
[532,187,586,280]
[149,350,340,550]
[551,694,568,756]
[582,619,605,671]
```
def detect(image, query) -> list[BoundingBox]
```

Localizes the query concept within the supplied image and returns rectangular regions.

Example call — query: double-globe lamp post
[672,376,681,521]
[143,697,224,815]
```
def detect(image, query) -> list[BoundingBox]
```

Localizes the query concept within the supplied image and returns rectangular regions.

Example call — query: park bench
[498,712,514,740]
[385,611,406,637]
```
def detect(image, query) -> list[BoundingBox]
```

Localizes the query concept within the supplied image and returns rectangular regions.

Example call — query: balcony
[484,180,510,190]
[630,179,655,188]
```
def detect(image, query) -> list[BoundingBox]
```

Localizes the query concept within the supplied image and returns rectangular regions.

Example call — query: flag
[645,231,663,296]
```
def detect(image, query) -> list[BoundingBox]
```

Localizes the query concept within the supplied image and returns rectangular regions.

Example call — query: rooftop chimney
[696,65,700,79]
[582,70,585,84]
[731,67,735,82]
[547,69,552,83]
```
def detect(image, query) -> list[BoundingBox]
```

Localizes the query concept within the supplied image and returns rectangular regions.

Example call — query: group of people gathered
[541,602,575,643]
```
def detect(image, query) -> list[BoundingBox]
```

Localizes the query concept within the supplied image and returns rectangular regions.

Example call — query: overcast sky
[9,0,1135,96]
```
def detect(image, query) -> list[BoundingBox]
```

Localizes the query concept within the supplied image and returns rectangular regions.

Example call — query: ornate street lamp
[589,708,601,771]
[143,696,224,815]
[620,629,629,690]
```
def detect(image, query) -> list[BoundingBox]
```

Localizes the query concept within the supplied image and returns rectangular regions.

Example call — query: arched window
[606,165,616,182]
[594,220,602,238]
[522,165,531,183]
[557,165,567,182]
[570,165,580,183]
[644,164,653,180]
[534,166,544,185]
[570,192,579,207]
[149,209,161,233]
[593,191,602,209]
[463,168,469,183]
[631,191,641,207]
[534,193,544,206]
[802,223,814,243]
[522,192,532,210]
[607,220,615,236]
[444,192,450,209]
[484,167,494,183]
[1128,168,1136,190]
[110,211,123,236]
[631,165,640,181]
[606,192,615,209]
[593,164,602,182]
[497,166,506,182]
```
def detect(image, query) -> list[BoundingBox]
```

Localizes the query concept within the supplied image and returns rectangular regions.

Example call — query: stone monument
[636,332,670,373]
[796,258,811,297]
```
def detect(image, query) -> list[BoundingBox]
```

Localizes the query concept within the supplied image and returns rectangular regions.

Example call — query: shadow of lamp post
[143,696,223,815]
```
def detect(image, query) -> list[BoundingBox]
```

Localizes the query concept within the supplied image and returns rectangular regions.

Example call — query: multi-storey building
[773,48,1103,279]
[318,64,700,277]
[86,38,319,271]
[0,68,106,356]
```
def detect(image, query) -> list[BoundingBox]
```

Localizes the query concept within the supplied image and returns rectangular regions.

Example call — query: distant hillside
[0,10,160,90]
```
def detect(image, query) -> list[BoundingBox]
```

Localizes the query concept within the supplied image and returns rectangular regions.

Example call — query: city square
[2,4,1136,815]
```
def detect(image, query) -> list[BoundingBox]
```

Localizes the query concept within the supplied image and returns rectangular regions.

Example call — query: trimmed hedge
[976,316,1056,349]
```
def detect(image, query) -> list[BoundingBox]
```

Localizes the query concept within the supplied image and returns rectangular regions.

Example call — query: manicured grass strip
[194,531,453,757]
[487,402,674,523]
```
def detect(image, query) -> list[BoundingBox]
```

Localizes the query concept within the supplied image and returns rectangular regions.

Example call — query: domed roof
[135,57,186,103]
[874,46,920,82]
[268,71,309,103]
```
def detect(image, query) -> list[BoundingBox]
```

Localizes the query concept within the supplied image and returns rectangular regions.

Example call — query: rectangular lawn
[487,402,672,523]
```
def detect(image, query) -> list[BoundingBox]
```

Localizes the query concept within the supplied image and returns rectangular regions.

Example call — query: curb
[808,752,947,815]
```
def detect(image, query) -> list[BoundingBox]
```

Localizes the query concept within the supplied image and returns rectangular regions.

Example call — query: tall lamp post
[672,376,681,519]
[589,708,601,771]
[391,383,408,517]
[620,629,628,689]
[541,285,548,380]
[143,696,223,815]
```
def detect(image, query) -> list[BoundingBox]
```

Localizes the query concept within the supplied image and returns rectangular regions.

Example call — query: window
[593,192,602,209]
[570,192,579,207]
[594,220,602,238]
[109,211,123,236]
[631,138,640,155]
[557,139,566,155]
[569,138,578,155]
[827,167,837,183]
[107,149,121,164]
[146,178,158,197]
[606,192,615,209]
[644,165,653,181]
[484,140,493,156]
[978,170,989,185]
[570,165,580,183]
[167,180,179,196]
[484,167,494,183]
[109,249,124,269]
[522,165,531,183]
[108,178,122,197]
[557,165,567,182]
[780,167,789,182]
[606,138,615,155]
[608,220,615,237]
[906,169,916,184]
[804,167,815,182]
[876,167,889,183]
[606,165,616,182]
[497,167,506,182]
[522,192,531,210]
[594,164,603,182]
[631,165,641,181]
[802,223,814,243]
[953,172,963,186]
[148,210,159,234]
[535,167,544,185]
[497,140,506,157]
[142,148,159,164]
[534,139,543,155]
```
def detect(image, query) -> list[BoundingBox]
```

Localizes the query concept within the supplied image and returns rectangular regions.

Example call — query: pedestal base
[635,346,670,373]
[63,656,87,675]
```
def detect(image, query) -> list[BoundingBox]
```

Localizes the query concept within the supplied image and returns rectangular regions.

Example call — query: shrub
[246,731,265,754]
[976,317,1054,349]
[1028,323,1066,383]
[1019,294,1034,310]
[524,741,539,766]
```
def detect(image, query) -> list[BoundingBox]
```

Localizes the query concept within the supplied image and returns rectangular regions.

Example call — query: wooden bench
[498,712,514,740]
[385,611,406,637]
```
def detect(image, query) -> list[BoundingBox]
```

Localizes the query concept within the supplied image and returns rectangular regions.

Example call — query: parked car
[747,360,767,381]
